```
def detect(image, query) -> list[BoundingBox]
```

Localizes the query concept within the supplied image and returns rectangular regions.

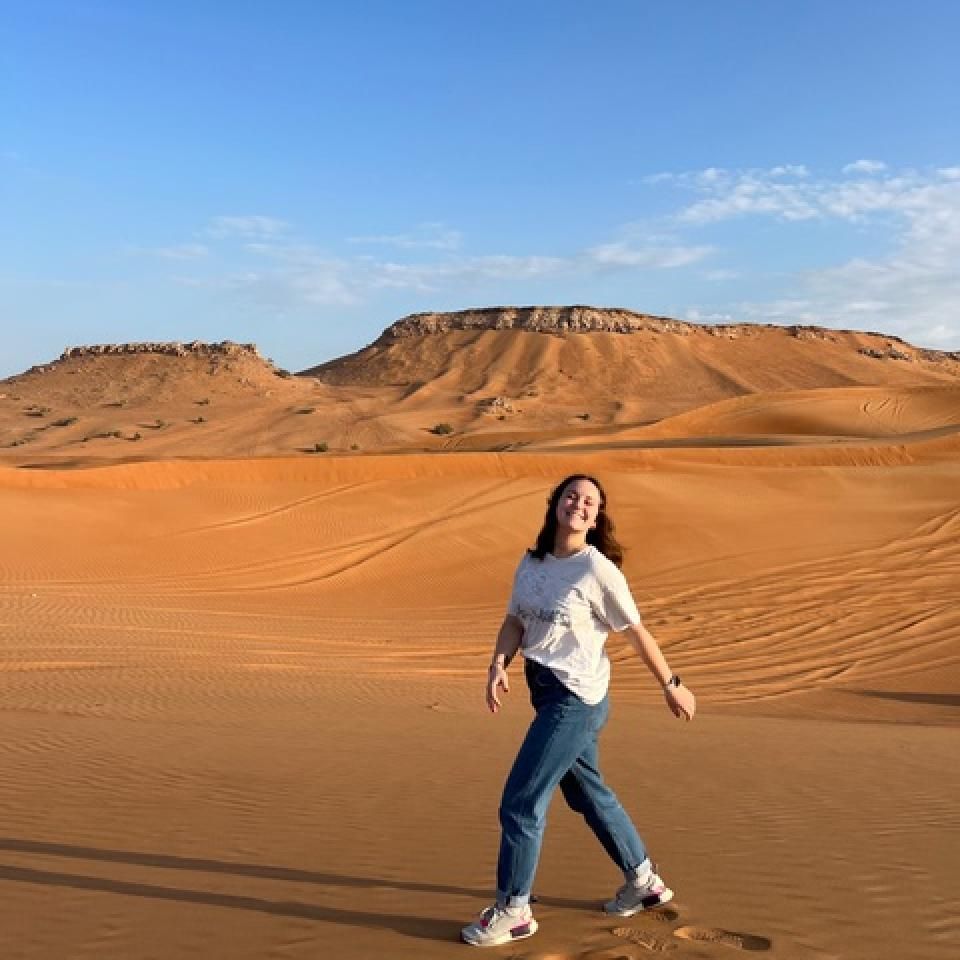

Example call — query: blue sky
[3,1,959,377]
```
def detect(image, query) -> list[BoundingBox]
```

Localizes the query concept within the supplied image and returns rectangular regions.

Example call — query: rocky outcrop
[374,307,960,364]
[59,341,262,360]
[379,306,690,340]
[379,306,858,341]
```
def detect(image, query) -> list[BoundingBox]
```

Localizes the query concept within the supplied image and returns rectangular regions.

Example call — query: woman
[461,474,696,947]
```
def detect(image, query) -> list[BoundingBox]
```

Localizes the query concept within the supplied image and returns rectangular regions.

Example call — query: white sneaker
[461,903,538,947]
[604,865,674,916]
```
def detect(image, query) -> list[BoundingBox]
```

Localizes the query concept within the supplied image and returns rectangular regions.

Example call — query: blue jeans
[496,658,648,907]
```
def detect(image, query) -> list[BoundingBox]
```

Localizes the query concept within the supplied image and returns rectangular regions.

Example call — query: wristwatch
[663,674,682,690]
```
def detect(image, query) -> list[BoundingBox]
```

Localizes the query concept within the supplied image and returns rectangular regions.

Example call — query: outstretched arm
[623,621,696,720]
[486,615,524,714]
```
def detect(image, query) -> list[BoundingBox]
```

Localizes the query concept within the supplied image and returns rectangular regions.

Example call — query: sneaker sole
[603,886,674,918]
[461,917,538,947]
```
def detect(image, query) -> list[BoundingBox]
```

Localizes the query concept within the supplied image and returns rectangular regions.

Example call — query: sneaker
[461,903,538,947]
[604,866,674,916]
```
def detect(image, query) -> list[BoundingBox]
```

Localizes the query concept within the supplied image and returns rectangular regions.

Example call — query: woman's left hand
[665,683,696,721]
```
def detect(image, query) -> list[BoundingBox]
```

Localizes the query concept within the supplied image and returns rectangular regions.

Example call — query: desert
[0,307,957,959]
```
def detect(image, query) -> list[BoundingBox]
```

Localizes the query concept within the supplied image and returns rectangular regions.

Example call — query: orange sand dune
[2,317,958,958]
[640,383,960,439]
[5,317,960,463]
[1,446,958,959]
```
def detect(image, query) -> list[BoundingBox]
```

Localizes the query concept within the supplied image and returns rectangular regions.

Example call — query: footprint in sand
[673,926,772,951]
[638,905,681,925]
[611,926,676,952]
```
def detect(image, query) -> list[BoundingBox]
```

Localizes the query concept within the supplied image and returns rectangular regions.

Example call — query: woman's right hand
[486,664,510,713]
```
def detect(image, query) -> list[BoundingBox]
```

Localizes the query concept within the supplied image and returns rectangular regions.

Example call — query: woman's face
[555,478,601,534]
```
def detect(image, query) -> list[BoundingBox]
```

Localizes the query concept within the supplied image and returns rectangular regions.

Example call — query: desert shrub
[430,422,454,435]
[275,368,293,378]
[311,441,328,453]
[191,416,206,424]
[295,407,315,415]
[52,417,78,427]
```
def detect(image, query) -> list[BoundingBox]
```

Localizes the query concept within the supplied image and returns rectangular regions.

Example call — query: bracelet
[663,674,682,690]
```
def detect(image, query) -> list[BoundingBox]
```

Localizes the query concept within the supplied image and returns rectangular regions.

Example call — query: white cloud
[156,243,209,260]
[347,222,463,251]
[205,215,291,240]
[161,171,960,351]
[656,162,960,348]
[670,164,956,227]
[769,164,810,178]
[363,255,568,293]
[703,269,738,281]
[843,159,887,174]
[587,242,712,269]
[684,308,738,324]
[171,217,715,310]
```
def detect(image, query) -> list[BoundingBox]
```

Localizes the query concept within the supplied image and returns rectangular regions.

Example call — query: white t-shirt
[507,545,642,705]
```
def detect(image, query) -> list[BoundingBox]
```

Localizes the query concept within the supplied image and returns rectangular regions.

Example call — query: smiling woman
[461,474,697,948]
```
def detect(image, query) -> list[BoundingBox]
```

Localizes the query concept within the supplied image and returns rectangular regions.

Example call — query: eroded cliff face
[59,341,262,361]
[379,306,689,339]
[379,306,854,342]
[377,306,957,358]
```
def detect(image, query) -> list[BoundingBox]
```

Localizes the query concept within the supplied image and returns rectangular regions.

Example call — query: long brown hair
[529,474,624,567]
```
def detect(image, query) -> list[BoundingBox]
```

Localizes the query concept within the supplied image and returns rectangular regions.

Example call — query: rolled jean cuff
[625,857,653,883]
[497,891,531,909]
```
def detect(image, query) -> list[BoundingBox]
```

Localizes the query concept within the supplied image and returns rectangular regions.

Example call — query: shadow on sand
[0,837,598,942]
[852,690,960,707]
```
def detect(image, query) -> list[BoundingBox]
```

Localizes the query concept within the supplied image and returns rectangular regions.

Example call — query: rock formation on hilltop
[380,305,689,339]
[59,341,263,361]
[375,305,948,351]
[308,305,960,402]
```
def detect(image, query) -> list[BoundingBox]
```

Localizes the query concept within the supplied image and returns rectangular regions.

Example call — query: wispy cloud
[347,222,463,251]
[169,218,711,310]
[158,173,960,351]
[365,255,566,292]
[652,162,960,348]
[205,215,291,240]
[662,162,958,227]
[842,159,887,175]
[587,242,711,269]
[156,243,209,260]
